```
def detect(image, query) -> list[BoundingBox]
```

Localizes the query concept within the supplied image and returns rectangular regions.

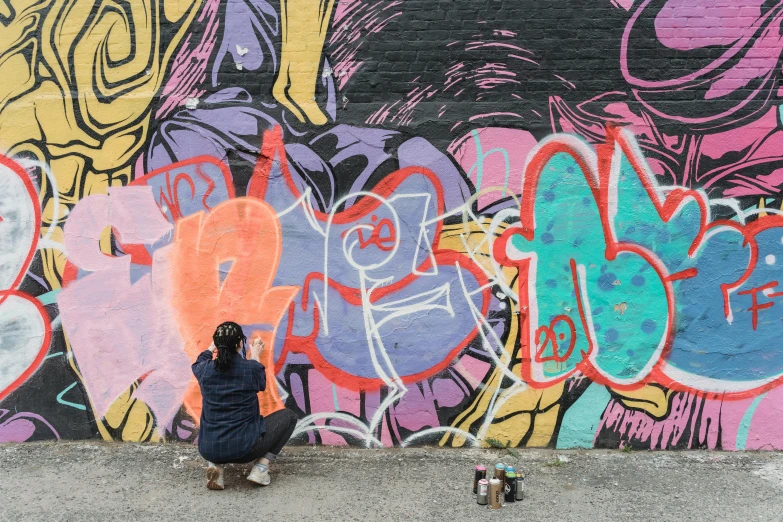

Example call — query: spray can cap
[505,465,514,472]
[476,465,486,471]
[507,472,516,479]
[478,478,489,485]
[494,463,505,469]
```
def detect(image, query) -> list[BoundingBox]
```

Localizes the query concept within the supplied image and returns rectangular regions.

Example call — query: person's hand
[208,341,217,352]
[250,337,264,360]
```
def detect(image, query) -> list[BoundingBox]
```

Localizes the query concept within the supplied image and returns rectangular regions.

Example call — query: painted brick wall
[2,0,783,451]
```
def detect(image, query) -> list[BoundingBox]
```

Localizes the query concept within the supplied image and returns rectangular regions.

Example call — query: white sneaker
[247,463,271,486]
[205,462,224,490]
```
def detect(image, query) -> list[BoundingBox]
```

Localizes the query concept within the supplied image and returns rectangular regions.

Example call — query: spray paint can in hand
[477,478,489,505]
[488,478,502,510]
[515,473,525,501]
[504,471,516,503]
[473,465,486,494]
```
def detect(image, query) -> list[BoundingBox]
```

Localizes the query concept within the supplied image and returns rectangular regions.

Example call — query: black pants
[219,408,298,464]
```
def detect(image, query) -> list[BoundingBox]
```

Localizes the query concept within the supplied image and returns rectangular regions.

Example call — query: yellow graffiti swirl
[40,0,199,170]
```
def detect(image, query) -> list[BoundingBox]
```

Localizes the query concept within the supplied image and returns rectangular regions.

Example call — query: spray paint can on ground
[477,478,489,505]
[504,472,516,503]
[494,463,505,483]
[515,473,525,501]
[488,478,502,510]
[473,465,486,494]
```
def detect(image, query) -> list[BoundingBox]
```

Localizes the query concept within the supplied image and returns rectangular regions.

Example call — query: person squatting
[192,321,298,490]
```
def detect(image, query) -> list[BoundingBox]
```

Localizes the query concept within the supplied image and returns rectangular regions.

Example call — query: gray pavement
[1,442,782,521]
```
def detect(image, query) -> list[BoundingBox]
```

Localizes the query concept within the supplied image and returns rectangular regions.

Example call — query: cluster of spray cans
[473,463,525,510]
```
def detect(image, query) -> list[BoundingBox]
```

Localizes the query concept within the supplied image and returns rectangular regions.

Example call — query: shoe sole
[246,474,270,487]
[206,468,224,490]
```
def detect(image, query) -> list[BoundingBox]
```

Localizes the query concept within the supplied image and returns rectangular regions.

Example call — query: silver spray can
[477,478,489,505]
[515,473,525,501]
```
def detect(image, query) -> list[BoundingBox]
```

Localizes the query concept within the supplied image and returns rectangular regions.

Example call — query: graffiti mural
[4,0,783,451]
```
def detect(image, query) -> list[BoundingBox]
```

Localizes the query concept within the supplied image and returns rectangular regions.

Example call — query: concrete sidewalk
[1,443,781,521]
